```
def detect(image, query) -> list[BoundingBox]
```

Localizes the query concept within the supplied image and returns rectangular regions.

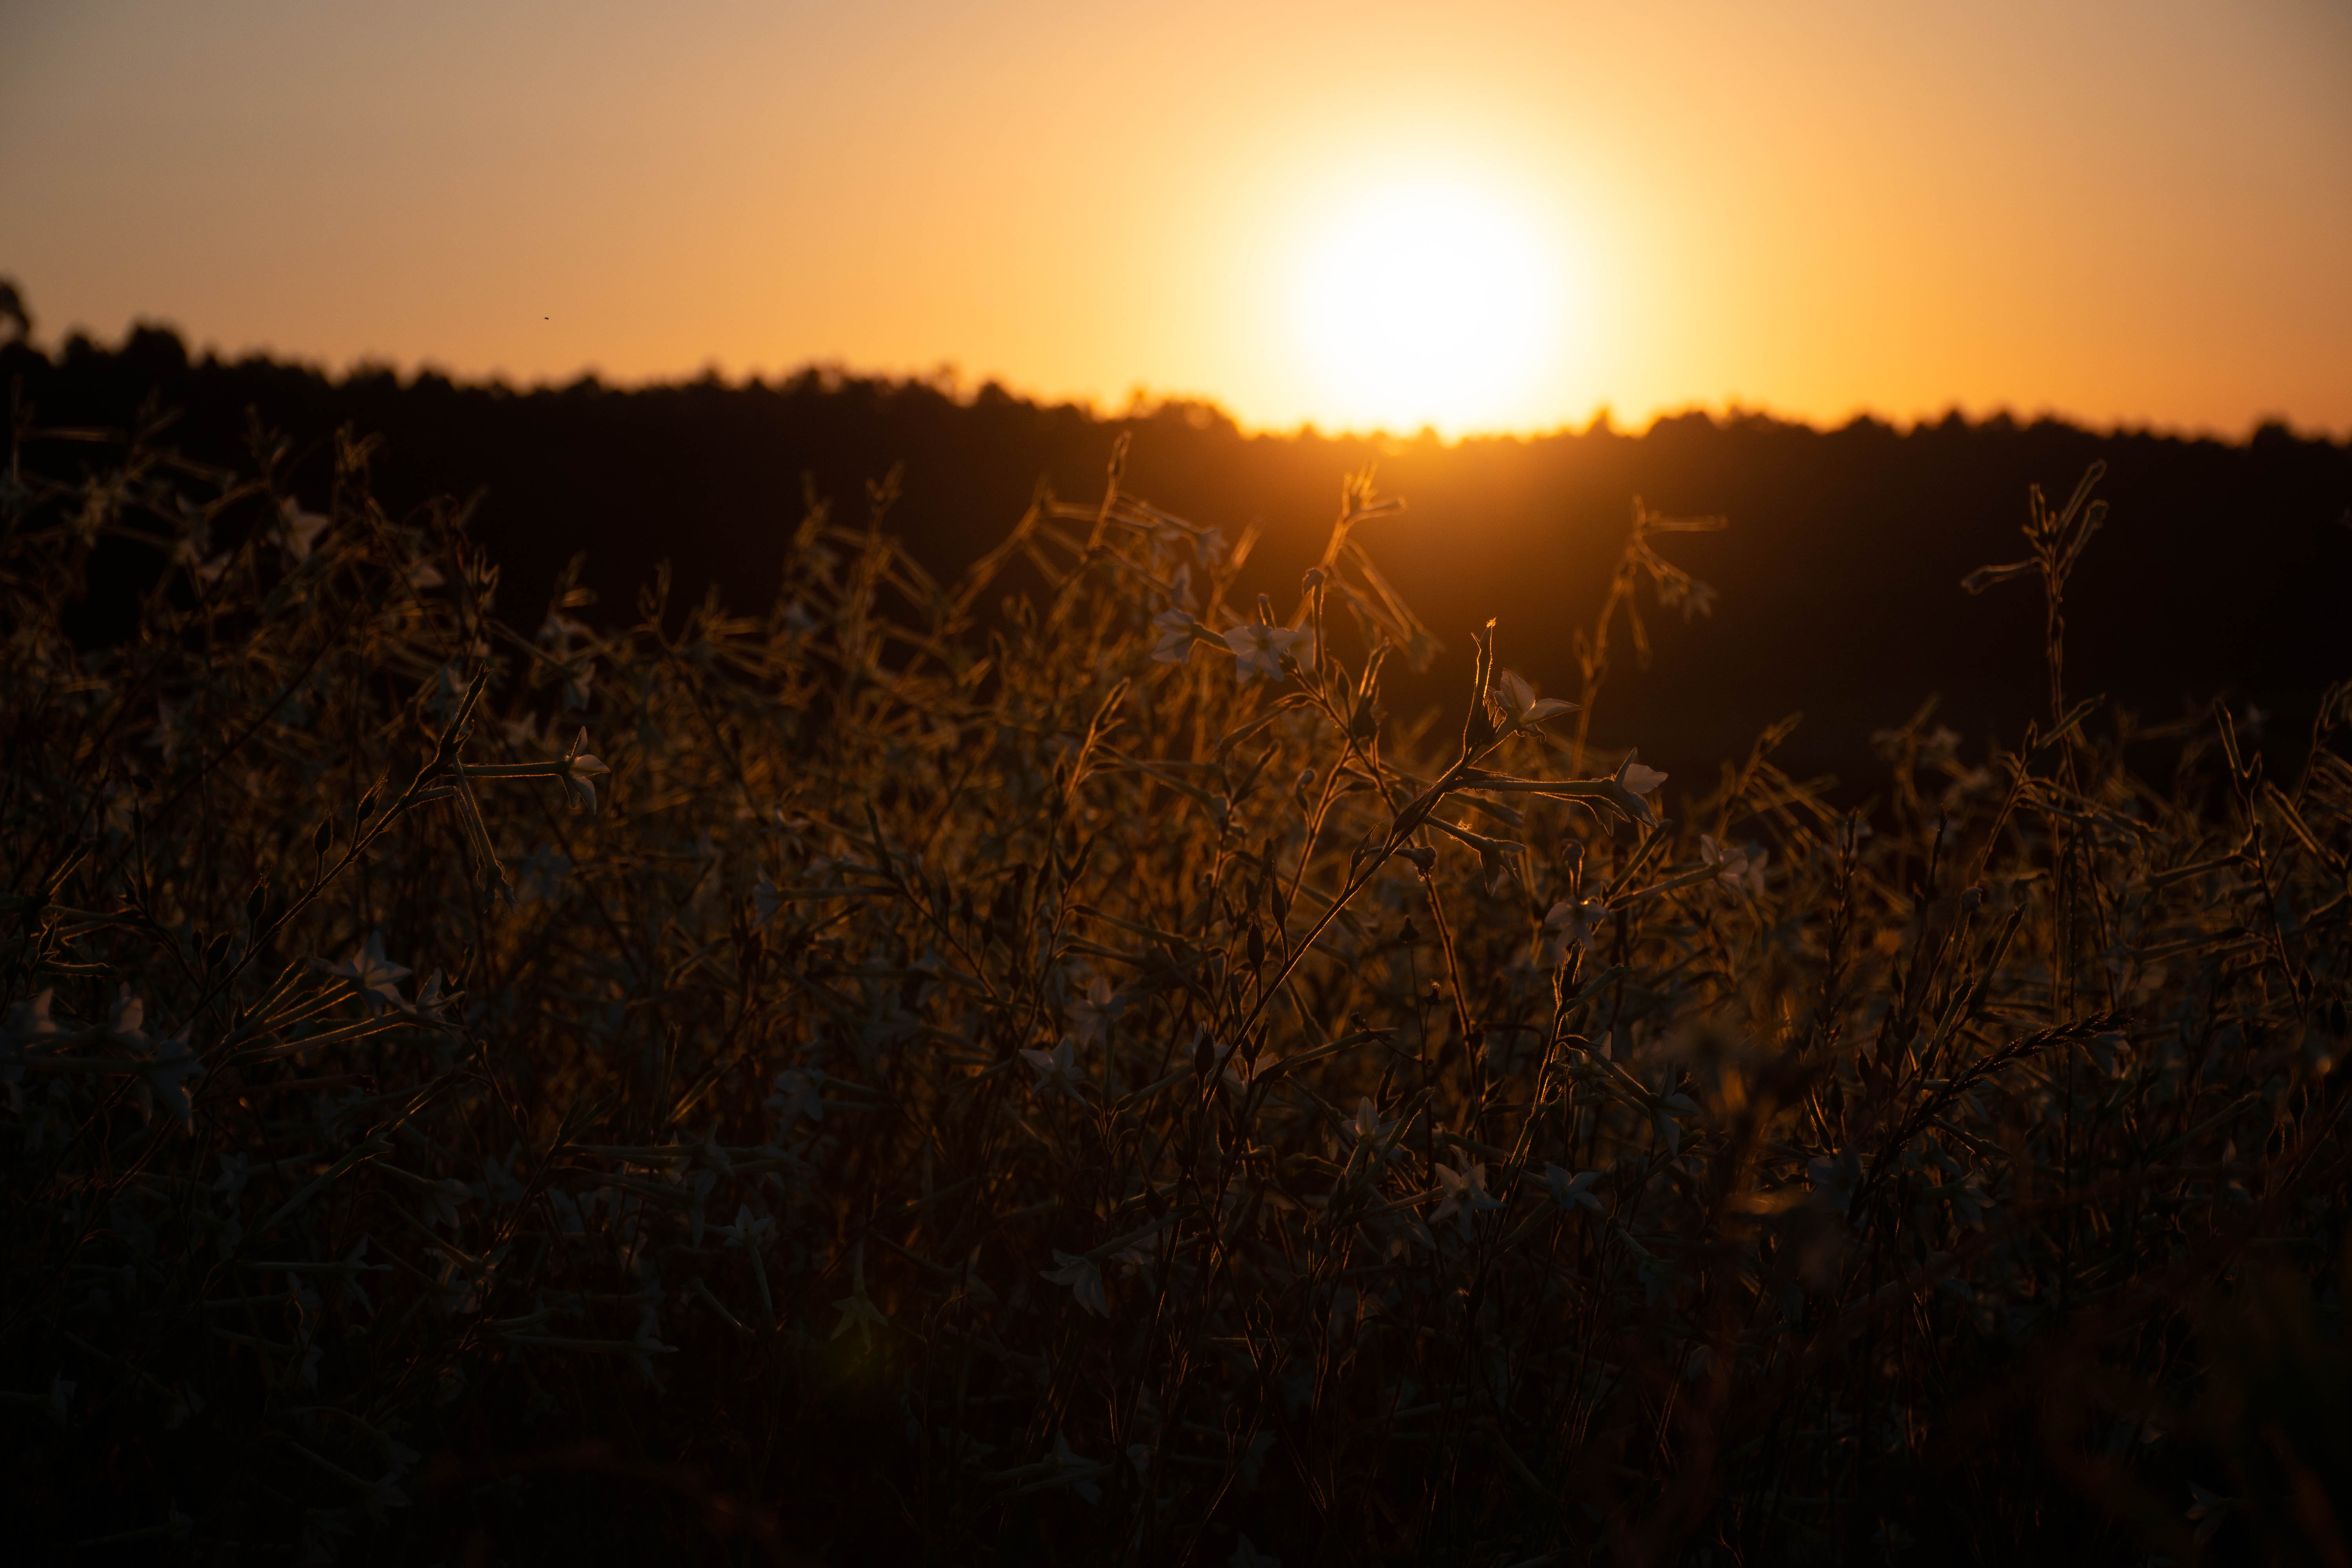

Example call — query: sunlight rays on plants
[1,407,2348,1564]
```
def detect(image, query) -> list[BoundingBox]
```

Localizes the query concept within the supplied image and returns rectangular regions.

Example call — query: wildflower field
[3,403,2348,1566]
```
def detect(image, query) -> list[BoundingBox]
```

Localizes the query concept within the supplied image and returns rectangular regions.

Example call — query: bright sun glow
[1293,179,1571,434]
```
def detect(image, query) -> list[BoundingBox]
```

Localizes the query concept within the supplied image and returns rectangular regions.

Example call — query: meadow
[3,396,2348,1565]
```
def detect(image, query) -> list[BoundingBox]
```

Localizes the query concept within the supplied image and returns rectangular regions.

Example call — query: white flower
[330,932,412,1015]
[1049,1432,1104,1503]
[548,1189,586,1234]
[1347,1097,1391,1143]
[1539,898,1612,965]
[163,1386,202,1432]
[1042,1249,1109,1317]
[715,1203,773,1250]
[409,969,453,1022]
[560,728,609,814]
[146,699,184,766]
[1605,751,1668,826]
[767,1067,825,1125]
[1945,1171,1993,1229]
[171,527,216,573]
[1543,1163,1605,1214]
[1151,608,1204,664]
[1700,835,1768,896]
[360,1468,413,1525]
[477,1151,526,1207]
[1228,1534,1281,1568]
[831,1248,889,1343]
[1920,724,1964,764]
[1020,1035,1081,1093]
[1107,1238,1158,1272]
[1472,834,1525,896]
[1807,1149,1860,1215]
[560,656,596,711]
[278,497,329,563]
[143,1030,204,1132]
[107,987,147,1047]
[1220,1048,1266,1096]
[1654,1093,1697,1155]
[423,1178,469,1229]
[857,991,919,1067]
[214,1152,254,1200]
[2188,1482,2234,1544]
[5,988,64,1045]
[1492,669,1577,733]
[539,610,592,650]
[1428,1161,1504,1232]
[678,1168,717,1246]
[432,1255,480,1316]
[2,995,46,1105]
[1064,976,1120,1049]
[1221,622,1310,685]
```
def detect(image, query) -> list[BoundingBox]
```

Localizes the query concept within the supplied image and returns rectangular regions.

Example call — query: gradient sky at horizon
[4,0,2349,437]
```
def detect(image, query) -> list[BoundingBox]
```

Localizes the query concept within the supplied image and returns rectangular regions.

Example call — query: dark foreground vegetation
[4,346,2352,1565]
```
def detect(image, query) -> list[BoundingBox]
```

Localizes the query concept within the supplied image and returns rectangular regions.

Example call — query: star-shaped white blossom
[142,1031,204,1132]
[330,932,412,1014]
[1021,1035,1081,1093]
[561,728,609,814]
[1151,608,1204,664]
[1429,1161,1504,1233]
[1539,897,1612,966]
[767,1067,826,1125]
[1604,751,1668,826]
[1700,834,1768,896]
[831,1247,889,1343]
[715,1203,772,1250]
[4,988,64,1045]
[1221,622,1311,685]
[1543,1163,1606,1214]
[278,497,330,563]
[1492,669,1577,734]
[1042,1249,1109,1317]
[1064,976,1120,1049]
[107,988,147,1046]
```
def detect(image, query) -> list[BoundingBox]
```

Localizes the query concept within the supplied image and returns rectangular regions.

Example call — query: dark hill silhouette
[7,320,2347,790]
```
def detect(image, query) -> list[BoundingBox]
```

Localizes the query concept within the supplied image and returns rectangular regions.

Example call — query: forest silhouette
[8,316,2347,786]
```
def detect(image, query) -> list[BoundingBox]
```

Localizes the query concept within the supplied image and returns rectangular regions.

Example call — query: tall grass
[3,402,2348,1566]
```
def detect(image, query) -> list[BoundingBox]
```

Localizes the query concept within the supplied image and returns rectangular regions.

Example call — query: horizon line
[16,318,2347,451]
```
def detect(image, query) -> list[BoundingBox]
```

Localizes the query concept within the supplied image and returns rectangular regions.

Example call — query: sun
[1292,178,1570,435]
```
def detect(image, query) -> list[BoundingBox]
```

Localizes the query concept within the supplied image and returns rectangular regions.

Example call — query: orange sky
[4,0,2348,437]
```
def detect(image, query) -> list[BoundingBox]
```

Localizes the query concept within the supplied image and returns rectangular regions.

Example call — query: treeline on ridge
[6,319,2347,785]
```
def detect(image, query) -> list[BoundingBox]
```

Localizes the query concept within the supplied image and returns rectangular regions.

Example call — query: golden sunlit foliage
[3,404,2350,1564]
